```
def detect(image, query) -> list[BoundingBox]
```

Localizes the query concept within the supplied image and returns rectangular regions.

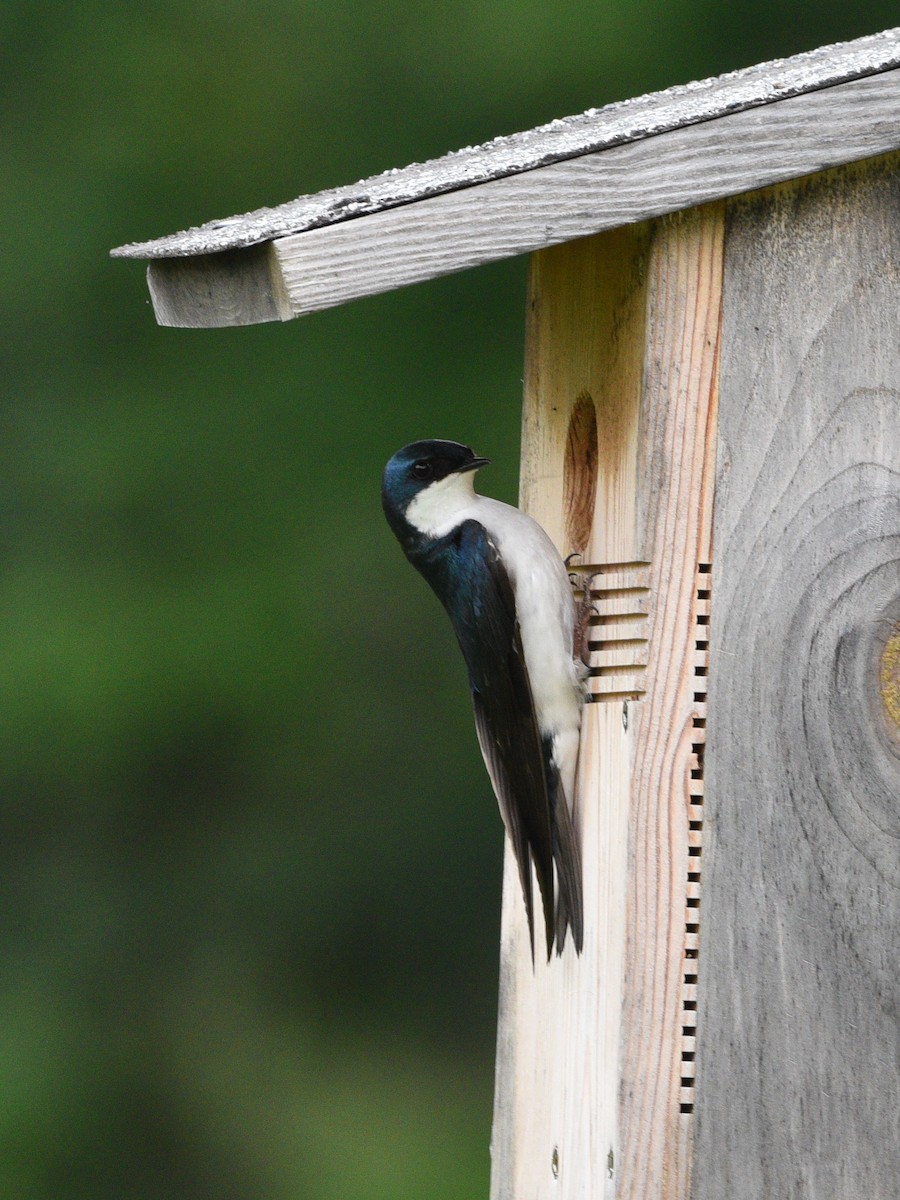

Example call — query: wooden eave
[111,28,900,327]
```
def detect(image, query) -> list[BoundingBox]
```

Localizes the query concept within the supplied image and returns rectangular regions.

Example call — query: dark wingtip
[520,855,536,966]
[552,779,585,956]
[553,885,585,957]
[540,882,555,962]
[555,902,568,957]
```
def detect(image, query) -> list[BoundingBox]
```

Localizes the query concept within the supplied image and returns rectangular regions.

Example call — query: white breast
[404,470,480,538]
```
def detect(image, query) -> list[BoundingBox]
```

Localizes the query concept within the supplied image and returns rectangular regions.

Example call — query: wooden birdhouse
[113,29,900,1199]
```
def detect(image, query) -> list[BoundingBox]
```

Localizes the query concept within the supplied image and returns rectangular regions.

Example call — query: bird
[381,439,585,959]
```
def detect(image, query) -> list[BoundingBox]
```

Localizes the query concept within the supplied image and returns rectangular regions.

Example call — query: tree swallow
[382,439,584,959]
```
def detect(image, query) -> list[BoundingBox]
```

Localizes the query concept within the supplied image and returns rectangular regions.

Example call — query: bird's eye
[412,461,433,480]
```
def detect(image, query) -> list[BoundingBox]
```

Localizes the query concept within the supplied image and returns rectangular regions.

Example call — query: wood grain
[147,243,292,328]
[492,225,650,1200]
[490,205,723,1199]
[113,28,900,262]
[618,204,722,1200]
[146,69,900,326]
[693,155,900,1198]
[270,71,899,321]
[564,393,598,557]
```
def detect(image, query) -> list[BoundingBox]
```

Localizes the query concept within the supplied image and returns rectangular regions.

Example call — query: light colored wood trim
[273,72,896,317]
[113,28,900,261]
[618,206,722,1199]
[490,205,722,1198]
[147,243,292,328]
[693,154,900,1199]
[138,71,899,326]
[492,224,651,1200]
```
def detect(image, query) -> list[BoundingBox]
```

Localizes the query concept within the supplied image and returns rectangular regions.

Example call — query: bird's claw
[568,564,600,669]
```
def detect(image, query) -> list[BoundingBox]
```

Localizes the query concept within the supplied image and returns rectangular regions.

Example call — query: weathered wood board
[115,28,900,261]
[491,204,722,1199]
[147,243,292,328]
[141,69,900,327]
[270,71,899,320]
[693,155,900,1199]
[492,152,900,1198]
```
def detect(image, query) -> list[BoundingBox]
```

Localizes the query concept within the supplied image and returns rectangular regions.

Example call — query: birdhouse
[112,29,900,1200]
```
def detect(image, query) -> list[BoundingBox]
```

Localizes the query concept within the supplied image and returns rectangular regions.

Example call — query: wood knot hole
[880,622,900,733]
[564,391,598,555]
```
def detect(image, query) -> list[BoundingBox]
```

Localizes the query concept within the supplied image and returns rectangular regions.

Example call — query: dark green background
[3,5,894,1196]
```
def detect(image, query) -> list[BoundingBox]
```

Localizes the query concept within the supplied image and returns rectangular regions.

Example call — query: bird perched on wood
[382,439,585,958]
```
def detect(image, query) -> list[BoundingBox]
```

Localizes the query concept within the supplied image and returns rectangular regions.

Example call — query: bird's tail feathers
[552,782,584,955]
[515,850,536,963]
[520,847,555,964]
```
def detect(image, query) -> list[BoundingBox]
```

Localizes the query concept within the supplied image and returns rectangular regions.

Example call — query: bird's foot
[569,564,599,669]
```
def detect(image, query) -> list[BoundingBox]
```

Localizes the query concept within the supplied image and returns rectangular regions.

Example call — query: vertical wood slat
[490,205,723,1199]
[618,207,722,1199]
[492,223,650,1200]
[693,156,900,1199]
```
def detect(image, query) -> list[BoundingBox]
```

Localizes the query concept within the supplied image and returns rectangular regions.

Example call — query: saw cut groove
[575,562,650,704]
[680,562,711,1116]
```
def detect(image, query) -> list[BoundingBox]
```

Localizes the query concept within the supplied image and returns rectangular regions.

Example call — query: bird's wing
[447,520,556,960]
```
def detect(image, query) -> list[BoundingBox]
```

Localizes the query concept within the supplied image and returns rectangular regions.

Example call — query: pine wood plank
[693,155,900,1198]
[492,225,650,1200]
[617,205,722,1200]
[123,61,900,327]
[270,73,898,320]
[490,204,722,1199]
[113,28,900,262]
[148,243,292,328]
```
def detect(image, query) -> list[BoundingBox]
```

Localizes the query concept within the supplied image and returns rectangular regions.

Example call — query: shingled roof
[111,28,900,325]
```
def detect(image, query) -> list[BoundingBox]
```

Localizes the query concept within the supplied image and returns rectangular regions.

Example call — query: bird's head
[381,440,490,541]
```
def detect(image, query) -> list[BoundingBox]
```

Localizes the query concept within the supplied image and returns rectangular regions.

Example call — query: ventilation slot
[680,561,711,1117]
[575,562,650,703]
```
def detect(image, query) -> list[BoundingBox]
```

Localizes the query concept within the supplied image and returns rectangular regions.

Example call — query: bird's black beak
[457,455,490,473]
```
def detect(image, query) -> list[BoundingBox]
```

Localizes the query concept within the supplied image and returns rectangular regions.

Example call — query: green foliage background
[2,4,894,1196]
